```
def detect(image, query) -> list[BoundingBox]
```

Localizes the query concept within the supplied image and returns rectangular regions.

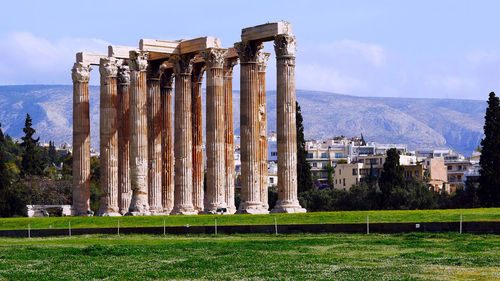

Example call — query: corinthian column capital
[169,54,195,75]
[199,48,227,69]
[223,58,238,77]
[71,62,91,83]
[160,64,174,89]
[99,57,118,78]
[117,64,130,85]
[274,34,296,58]
[257,52,270,72]
[234,41,264,63]
[191,62,206,83]
[129,51,149,72]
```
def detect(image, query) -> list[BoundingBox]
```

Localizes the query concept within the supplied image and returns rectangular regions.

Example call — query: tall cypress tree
[479,92,500,206]
[21,114,43,176]
[48,140,57,164]
[379,148,405,201]
[296,101,314,193]
[0,122,10,217]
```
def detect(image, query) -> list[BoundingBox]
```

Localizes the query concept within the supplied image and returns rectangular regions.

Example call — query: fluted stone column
[127,51,151,216]
[257,52,270,210]
[201,49,227,213]
[117,63,131,215]
[160,66,175,214]
[191,62,205,212]
[72,62,92,216]
[223,58,238,214]
[147,61,164,215]
[97,57,120,216]
[235,41,268,214]
[171,54,197,215]
[271,35,306,213]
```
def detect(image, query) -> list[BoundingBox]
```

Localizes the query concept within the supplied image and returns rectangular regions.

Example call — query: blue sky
[1,0,499,100]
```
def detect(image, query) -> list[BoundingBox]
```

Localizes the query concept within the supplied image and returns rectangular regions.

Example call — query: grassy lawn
[0,233,499,280]
[0,208,499,230]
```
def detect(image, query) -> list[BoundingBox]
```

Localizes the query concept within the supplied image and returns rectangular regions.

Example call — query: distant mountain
[0,85,486,155]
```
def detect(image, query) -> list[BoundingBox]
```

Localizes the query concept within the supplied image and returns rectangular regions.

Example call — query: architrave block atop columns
[241,21,293,42]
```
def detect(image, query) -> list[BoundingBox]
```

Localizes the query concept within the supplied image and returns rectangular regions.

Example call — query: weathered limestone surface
[76,52,107,66]
[223,58,238,214]
[257,52,270,210]
[97,57,120,216]
[72,62,92,216]
[127,51,151,216]
[235,41,268,214]
[171,54,197,215]
[147,61,164,215]
[160,66,175,214]
[201,49,227,213]
[271,35,306,213]
[241,21,292,42]
[191,62,205,212]
[117,63,131,215]
[108,46,139,59]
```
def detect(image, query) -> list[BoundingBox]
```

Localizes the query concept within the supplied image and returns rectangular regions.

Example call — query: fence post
[275,216,278,236]
[69,221,71,237]
[367,215,369,234]
[163,219,166,236]
[460,214,462,234]
[118,220,120,236]
[215,218,217,235]
[28,224,30,238]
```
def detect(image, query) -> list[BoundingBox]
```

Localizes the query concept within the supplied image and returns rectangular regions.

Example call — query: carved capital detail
[223,58,238,77]
[160,64,174,88]
[191,62,206,83]
[199,48,227,69]
[99,57,118,78]
[234,41,264,63]
[71,62,91,83]
[147,60,162,80]
[117,64,130,85]
[274,34,296,58]
[257,52,270,72]
[129,51,149,72]
[169,54,195,76]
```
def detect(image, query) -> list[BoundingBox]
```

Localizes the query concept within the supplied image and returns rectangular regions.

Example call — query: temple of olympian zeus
[71,21,306,216]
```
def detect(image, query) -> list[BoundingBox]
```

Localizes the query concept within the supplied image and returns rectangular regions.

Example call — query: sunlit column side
[171,54,198,215]
[127,50,151,216]
[271,35,306,213]
[200,49,228,213]
[97,57,120,216]
[235,41,268,214]
[72,62,92,216]
[257,52,270,210]
[223,57,238,214]
[117,63,132,215]
[191,62,206,212]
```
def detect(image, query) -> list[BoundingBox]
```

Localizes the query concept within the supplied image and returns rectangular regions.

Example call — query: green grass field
[0,208,499,230]
[0,233,499,280]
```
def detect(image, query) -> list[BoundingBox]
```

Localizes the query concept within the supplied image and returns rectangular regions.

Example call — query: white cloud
[0,32,109,85]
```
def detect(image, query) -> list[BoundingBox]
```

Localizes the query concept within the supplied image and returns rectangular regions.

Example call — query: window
[271,152,278,156]
[270,178,274,184]
[370,158,377,164]
[322,162,327,168]
[447,166,452,170]
[312,163,317,167]
[335,152,343,158]
[380,158,383,165]
[359,159,364,163]
[339,169,342,175]
[321,153,328,158]
[306,153,313,159]
[415,171,419,177]
[352,169,357,175]
[343,179,345,186]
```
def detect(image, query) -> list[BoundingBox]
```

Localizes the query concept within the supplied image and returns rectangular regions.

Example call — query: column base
[119,208,129,216]
[125,211,152,216]
[225,206,237,215]
[237,201,269,214]
[162,208,173,215]
[271,200,307,213]
[97,207,121,217]
[149,206,165,215]
[171,205,198,215]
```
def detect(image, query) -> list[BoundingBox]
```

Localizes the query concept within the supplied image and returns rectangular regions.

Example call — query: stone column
[72,62,92,216]
[191,62,205,212]
[97,57,120,216]
[147,61,164,215]
[160,66,175,214]
[171,54,197,215]
[257,52,270,210]
[201,49,227,213]
[127,51,150,216]
[223,58,238,214]
[235,41,268,214]
[271,35,306,213]
[117,63,131,215]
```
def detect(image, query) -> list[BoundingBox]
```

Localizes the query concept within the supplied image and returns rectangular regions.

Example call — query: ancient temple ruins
[71,21,306,216]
